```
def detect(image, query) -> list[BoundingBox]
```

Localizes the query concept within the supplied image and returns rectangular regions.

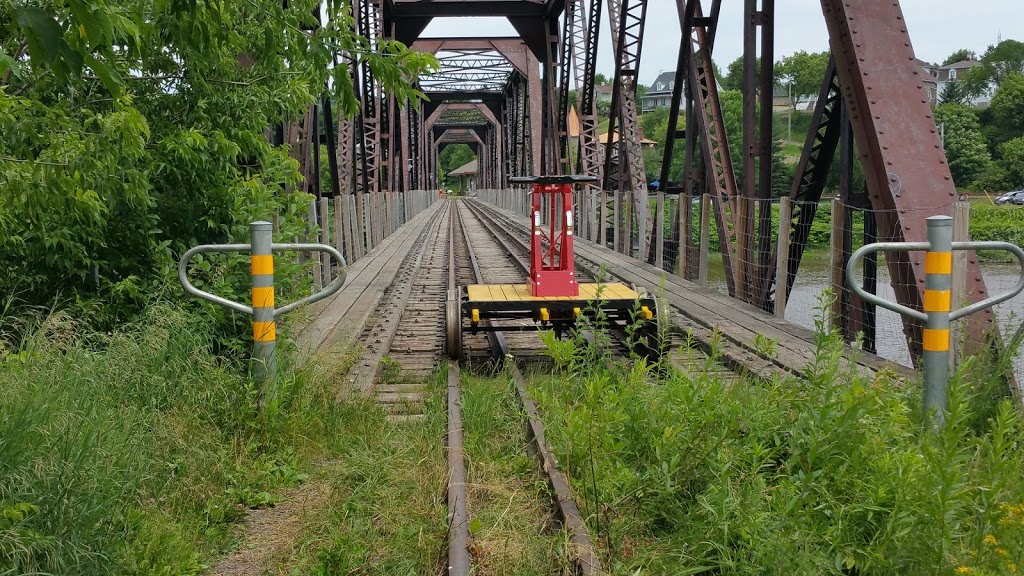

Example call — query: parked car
[994,190,1024,205]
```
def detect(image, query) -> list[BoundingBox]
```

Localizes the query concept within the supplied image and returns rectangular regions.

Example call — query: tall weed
[0,304,347,574]
[533,293,1024,574]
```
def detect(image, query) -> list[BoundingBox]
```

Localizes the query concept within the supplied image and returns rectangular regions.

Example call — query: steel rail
[445,201,471,576]
[452,199,604,574]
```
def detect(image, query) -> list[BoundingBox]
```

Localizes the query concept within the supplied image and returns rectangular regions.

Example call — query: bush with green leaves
[532,295,1024,574]
[1,0,437,337]
[0,304,360,575]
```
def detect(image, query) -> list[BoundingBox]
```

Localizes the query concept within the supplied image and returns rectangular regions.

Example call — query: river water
[704,258,1024,380]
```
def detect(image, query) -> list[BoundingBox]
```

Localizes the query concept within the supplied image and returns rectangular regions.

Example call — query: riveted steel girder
[819,0,997,362]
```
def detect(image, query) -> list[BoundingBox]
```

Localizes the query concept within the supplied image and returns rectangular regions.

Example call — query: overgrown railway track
[343,197,769,574]
[446,197,602,575]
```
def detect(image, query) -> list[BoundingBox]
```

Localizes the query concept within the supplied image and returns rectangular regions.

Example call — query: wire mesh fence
[478,187,1024,382]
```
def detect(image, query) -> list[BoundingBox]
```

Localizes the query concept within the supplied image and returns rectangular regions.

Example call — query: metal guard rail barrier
[846,215,1024,427]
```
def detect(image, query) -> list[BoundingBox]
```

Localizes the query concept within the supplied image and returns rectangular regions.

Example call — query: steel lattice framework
[280,0,1000,365]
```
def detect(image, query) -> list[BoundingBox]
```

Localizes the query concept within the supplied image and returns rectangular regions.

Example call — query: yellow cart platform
[445,282,664,360]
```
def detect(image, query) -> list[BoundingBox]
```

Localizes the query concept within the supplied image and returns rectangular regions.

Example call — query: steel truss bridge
[280,0,1000,364]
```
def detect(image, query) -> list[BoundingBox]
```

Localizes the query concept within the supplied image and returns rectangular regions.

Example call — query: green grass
[281,372,449,575]
[0,304,386,575]
[279,367,572,576]
[528,299,1024,574]
[780,141,803,159]
[459,370,568,575]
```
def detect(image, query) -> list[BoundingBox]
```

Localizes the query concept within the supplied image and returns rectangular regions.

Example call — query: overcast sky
[420,0,1023,86]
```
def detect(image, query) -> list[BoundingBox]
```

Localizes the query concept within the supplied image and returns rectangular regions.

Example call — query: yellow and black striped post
[848,216,1024,429]
[251,221,276,385]
[923,216,953,424]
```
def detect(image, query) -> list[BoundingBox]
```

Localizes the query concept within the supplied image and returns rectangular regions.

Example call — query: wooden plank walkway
[475,200,913,381]
[295,201,444,356]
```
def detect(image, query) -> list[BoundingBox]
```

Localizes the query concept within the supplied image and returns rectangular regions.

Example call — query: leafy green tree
[988,72,1024,146]
[439,144,475,181]
[962,39,1024,96]
[934,104,993,188]
[939,81,971,106]
[639,107,670,144]
[0,0,437,329]
[998,137,1024,189]
[721,56,761,92]
[719,89,744,175]
[981,40,1024,84]
[771,137,793,197]
[775,51,829,108]
[943,49,977,66]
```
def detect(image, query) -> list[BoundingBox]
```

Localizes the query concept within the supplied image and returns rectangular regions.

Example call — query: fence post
[656,191,665,270]
[334,195,345,267]
[250,222,276,387]
[613,190,621,254]
[351,194,363,261]
[951,202,969,368]
[924,216,954,425]
[736,197,751,303]
[675,194,690,277]
[829,198,845,330]
[775,197,792,319]
[319,196,331,283]
[308,202,322,290]
[698,194,711,287]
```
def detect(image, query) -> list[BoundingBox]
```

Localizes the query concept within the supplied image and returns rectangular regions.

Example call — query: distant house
[595,84,613,103]
[448,159,478,192]
[918,58,993,108]
[640,71,677,113]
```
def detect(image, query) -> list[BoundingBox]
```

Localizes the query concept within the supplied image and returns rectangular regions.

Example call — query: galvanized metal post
[251,221,276,386]
[923,216,953,424]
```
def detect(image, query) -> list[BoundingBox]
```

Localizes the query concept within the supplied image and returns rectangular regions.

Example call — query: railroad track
[345,202,449,416]
[446,198,602,575]
[340,196,739,572]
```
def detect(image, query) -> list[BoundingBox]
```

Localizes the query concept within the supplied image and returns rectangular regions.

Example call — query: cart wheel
[642,296,670,362]
[446,288,462,360]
